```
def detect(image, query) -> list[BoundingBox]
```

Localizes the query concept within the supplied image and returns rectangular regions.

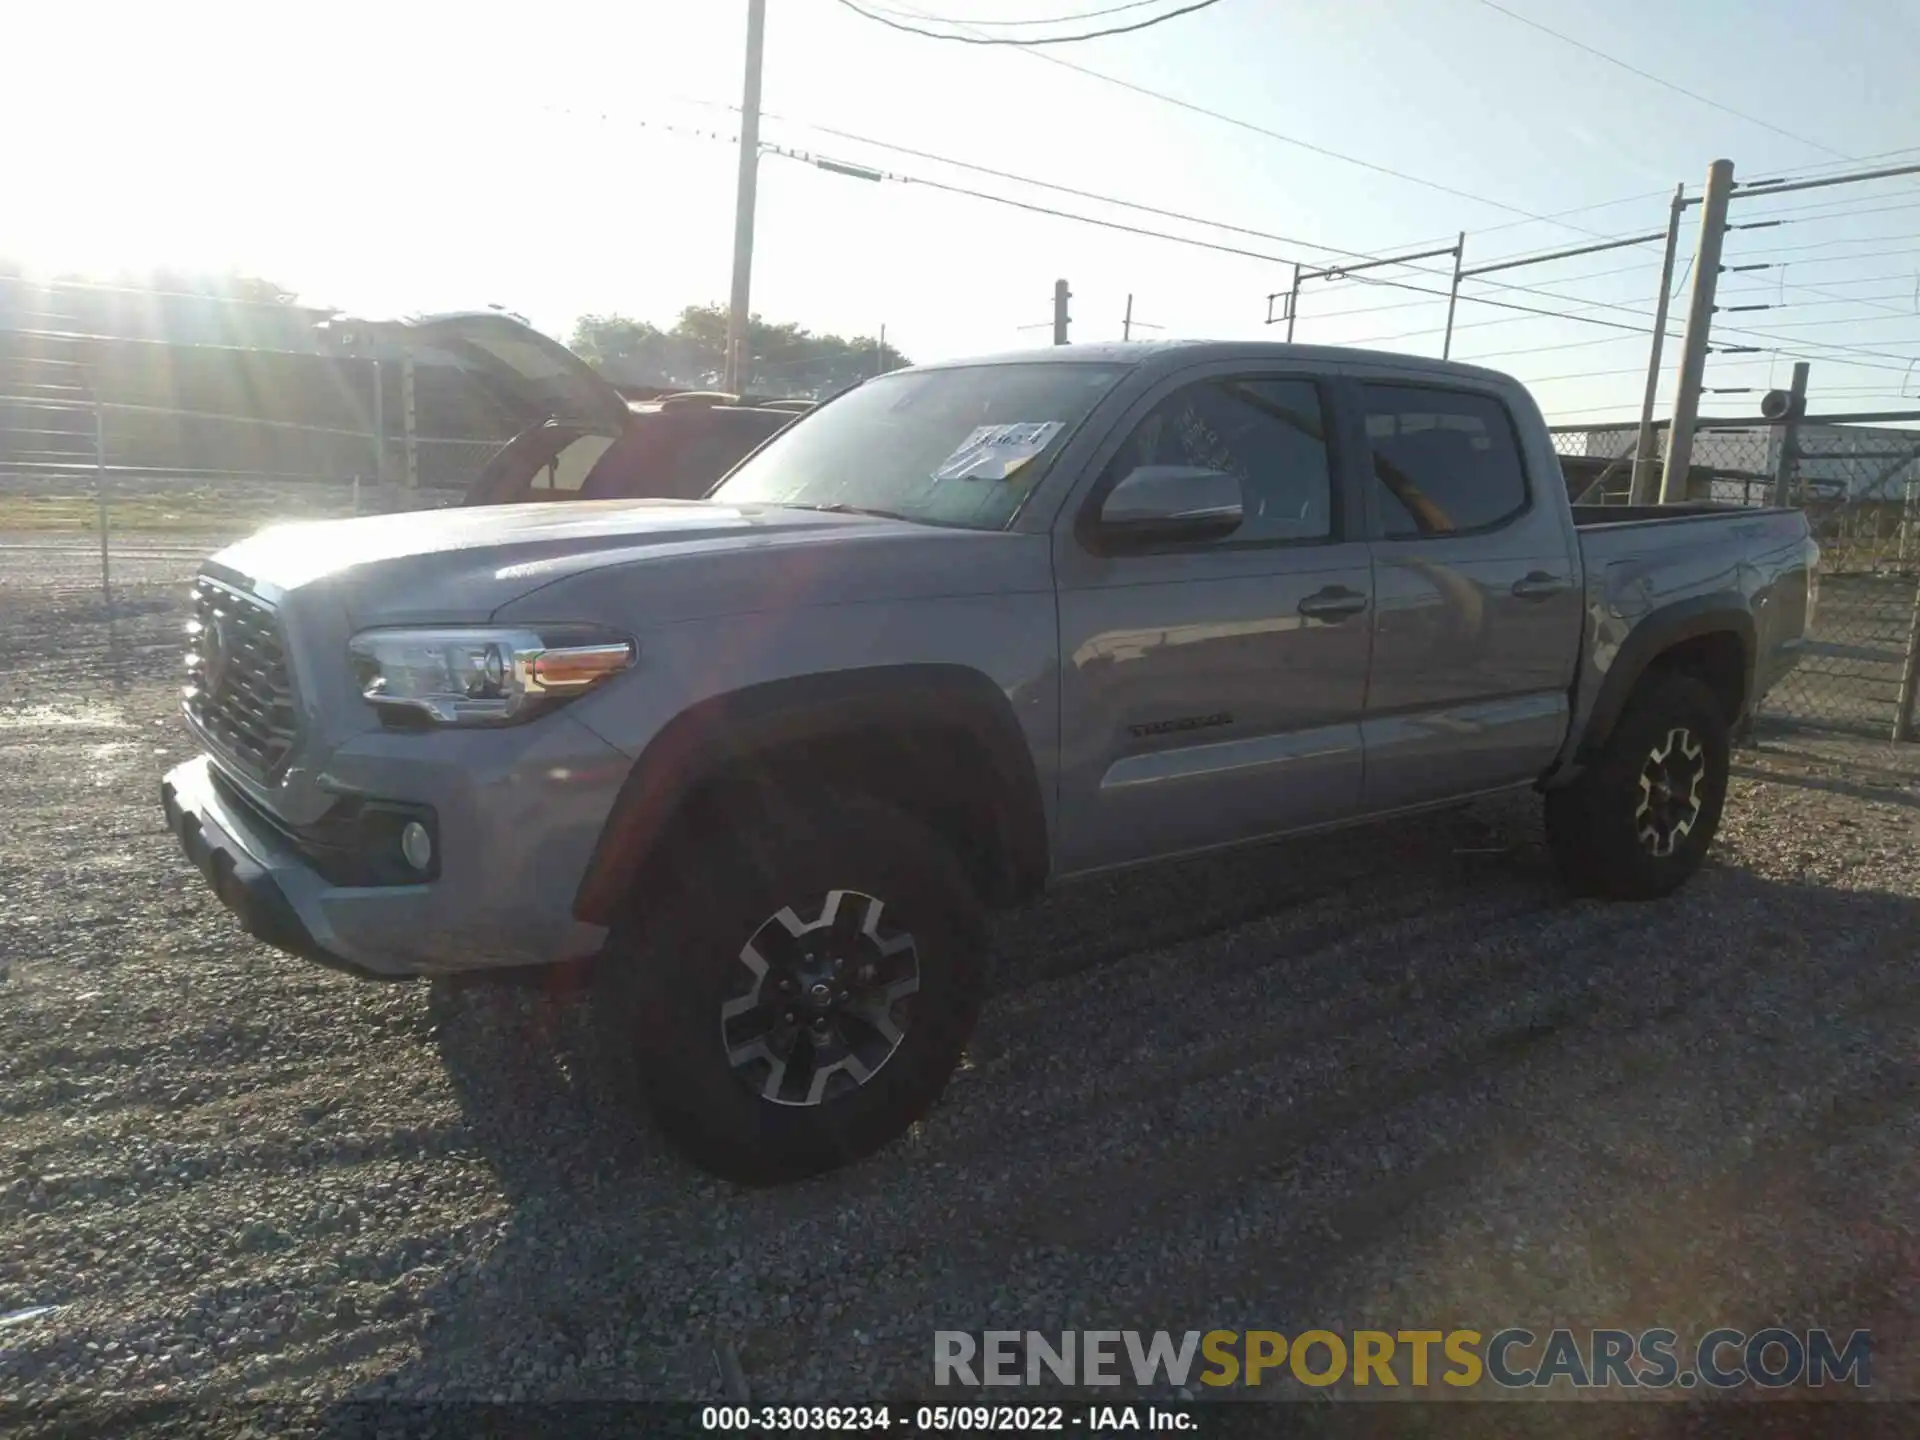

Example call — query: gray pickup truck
[161,317,1816,1183]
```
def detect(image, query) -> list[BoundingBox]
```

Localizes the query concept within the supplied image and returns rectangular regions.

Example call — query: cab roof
[907,339,1516,390]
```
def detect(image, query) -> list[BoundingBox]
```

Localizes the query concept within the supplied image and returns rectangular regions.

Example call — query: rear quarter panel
[1559,508,1812,770]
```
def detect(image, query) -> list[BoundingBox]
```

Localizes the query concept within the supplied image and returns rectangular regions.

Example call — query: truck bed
[1570,501,1787,528]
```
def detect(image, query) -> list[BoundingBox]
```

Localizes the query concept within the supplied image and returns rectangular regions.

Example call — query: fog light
[400,821,434,873]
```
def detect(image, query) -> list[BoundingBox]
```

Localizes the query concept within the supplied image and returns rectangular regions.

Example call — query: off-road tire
[1545,671,1731,901]
[605,784,986,1185]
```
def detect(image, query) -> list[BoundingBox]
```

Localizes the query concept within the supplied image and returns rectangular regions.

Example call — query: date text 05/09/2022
[700,1404,1194,1432]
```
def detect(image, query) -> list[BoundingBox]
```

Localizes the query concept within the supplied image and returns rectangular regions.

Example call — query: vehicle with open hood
[163,327,1817,1184]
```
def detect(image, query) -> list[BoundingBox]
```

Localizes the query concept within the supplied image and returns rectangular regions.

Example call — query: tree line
[570,305,910,398]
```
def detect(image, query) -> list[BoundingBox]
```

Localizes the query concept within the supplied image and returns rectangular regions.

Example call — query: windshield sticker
[931,421,1066,481]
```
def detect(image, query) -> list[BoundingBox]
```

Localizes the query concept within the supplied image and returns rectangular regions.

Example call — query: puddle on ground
[0,703,129,731]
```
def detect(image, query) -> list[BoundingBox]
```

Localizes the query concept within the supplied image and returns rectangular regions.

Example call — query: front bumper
[161,751,615,979]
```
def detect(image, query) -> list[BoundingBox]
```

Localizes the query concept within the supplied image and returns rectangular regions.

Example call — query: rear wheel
[606,785,986,1184]
[1545,672,1731,901]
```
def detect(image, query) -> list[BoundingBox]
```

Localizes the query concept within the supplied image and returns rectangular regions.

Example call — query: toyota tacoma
[161,317,1817,1183]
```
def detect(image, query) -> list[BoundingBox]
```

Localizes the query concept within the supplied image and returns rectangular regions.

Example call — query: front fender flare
[571,664,1050,925]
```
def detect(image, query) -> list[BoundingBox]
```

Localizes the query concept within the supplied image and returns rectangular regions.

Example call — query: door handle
[1511,571,1571,602]
[1298,586,1369,622]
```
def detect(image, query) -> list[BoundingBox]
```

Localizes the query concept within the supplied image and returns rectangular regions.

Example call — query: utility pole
[1271,240,1459,344]
[1440,232,1466,359]
[1121,294,1162,342]
[1629,183,1688,505]
[875,323,886,377]
[1660,158,1735,504]
[1052,279,1071,345]
[723,0,767,395]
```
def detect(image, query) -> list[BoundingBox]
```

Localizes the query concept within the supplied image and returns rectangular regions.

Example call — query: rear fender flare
[1574,595,1755,763]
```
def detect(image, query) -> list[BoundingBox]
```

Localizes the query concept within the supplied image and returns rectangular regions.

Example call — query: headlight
[347,627,634,726]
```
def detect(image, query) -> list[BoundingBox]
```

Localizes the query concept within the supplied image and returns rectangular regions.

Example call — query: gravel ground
[4,532,1920,1435]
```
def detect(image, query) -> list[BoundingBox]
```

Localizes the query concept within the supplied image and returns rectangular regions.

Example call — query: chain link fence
[1553,416,1920,741]
[1767,425,1920,740]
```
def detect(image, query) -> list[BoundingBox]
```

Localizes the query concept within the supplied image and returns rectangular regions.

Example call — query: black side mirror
[1095,465,1245,547]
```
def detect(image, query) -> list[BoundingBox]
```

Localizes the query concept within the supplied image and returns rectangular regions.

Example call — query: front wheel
[607,785,986,1185]
[1545,672,1732,901]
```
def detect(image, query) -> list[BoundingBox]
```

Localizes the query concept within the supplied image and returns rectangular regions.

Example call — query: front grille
[184,576,299,777]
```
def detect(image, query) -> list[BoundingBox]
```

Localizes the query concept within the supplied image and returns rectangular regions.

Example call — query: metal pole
[1901,464,1918,565]
[1895,575,1920,742]
[876,323,886,377]
[1629,183,1687,506]
[371,359,385,491]
[1459,228,1670,279]
[1661,158,1736,504]
[94,395,110,612]
[1716,159,1920,203]
[1052,279,1070,345]
[1284,263,1300,343]
[401,353,418,491]
[1123,293,1133,342]
[1769,361,1810,508]
[723,0,768,395]
[1441,233,1465,360]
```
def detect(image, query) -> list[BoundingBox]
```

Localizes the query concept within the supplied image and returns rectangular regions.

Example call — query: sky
[7,0,1920,421]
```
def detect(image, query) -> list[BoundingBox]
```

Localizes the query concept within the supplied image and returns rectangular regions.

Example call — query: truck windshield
[708,361,1130,529]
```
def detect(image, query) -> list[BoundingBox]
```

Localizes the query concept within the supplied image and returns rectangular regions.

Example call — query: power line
[830,0,1222,44]
[653,95,1617,288]
[766,136,1684,345]
[623,100,1683,321]
[762,141,1296,265]
[670,86,1710,322]
[872,0,1618,234]
[1468,0,1842,158]
[597,98,1919,375]
[616,101,1920,394]
[1723,267,1920,295]
[1392,187,1678,247]
[1290,268,1666,337]
[1337,140,1920,256]
[1373,105,1920,260]
[1514,364,1658,385]
[1741,145,1920,184]
[1465,333,1658,362]
[1768,278,1916,322]
[1717,341,1920,376]
[1343,293,1673,350]
[765,114,1345,259]
[1729,304,1920,331]
[1732,195,1920,224]
[1729,234,1920,261]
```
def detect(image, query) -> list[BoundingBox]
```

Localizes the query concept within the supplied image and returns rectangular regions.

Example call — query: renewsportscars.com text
[933,1328,1871,1390]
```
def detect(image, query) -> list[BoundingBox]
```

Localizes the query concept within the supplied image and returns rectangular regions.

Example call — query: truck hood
[314,310,634,435]
[206,498,1028,627]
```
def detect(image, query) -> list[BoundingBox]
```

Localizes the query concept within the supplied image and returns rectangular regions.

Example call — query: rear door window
[1359,385,1530,537]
